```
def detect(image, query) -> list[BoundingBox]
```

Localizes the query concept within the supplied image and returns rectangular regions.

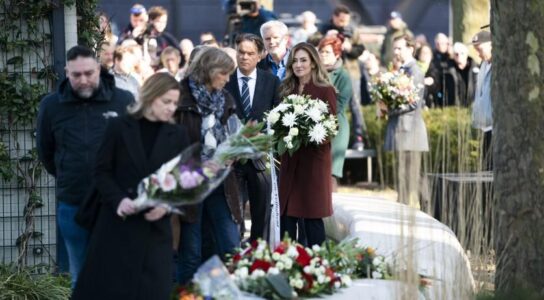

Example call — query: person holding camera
[240,0,277,36]
[118,4,149,45]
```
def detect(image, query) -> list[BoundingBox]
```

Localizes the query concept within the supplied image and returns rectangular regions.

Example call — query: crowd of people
[36,2,493,298]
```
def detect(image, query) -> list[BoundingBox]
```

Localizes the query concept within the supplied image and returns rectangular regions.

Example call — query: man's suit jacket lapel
[250,69,267,121]
[227,73,245,119]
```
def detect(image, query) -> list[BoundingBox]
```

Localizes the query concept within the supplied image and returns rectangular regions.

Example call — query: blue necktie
[241,76,251,118]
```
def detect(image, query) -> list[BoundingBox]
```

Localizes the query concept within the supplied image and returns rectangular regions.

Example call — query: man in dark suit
[225,33,280,241]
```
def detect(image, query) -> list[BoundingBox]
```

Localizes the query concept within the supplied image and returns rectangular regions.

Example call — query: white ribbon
[267,122,281,249]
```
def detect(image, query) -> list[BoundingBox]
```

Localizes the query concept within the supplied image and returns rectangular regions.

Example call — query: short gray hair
[260,20,288,39]
[184,47,235,85]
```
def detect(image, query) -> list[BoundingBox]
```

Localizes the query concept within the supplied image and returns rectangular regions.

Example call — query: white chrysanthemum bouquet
[266,94,338,156]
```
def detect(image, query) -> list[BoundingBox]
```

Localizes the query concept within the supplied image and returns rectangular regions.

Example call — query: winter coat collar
[58,68,115,103]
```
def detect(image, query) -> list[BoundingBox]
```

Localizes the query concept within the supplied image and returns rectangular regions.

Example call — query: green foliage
[0,264,71,300]
[74,0,104,51]
[0,142,12,181]
[0,72,46,125]
[361,106,481,186]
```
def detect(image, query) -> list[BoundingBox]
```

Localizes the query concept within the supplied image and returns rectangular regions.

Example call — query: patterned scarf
[188,78,227,160]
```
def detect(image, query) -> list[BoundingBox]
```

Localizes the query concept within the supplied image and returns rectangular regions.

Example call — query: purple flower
[179,170,205,189]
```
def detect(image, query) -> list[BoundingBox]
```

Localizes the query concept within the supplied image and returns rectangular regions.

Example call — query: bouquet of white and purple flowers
[266,94,338,156]
[369,70,422,118]
[132,116,272,212]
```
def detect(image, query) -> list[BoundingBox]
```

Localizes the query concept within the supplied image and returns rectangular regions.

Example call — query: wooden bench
[344,149,377,183]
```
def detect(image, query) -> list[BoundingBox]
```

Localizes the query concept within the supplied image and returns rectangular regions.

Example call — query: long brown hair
[279,42,332,98]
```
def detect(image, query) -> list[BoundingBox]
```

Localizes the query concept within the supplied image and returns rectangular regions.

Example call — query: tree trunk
[452,0,489,60]
[491,0,544,296]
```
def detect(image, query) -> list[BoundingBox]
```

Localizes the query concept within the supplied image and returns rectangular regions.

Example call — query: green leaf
[266,274,293,299]
[277,140,286,156]
[6,56,23,65]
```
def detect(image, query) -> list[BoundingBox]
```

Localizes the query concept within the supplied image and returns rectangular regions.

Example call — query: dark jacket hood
[58,67,116,103]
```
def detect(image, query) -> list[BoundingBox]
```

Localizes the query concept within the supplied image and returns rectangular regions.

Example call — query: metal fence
[0,3,57,270]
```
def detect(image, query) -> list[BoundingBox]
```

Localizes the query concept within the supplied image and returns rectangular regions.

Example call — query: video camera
[223,0,259,47]
[227,0,259,17]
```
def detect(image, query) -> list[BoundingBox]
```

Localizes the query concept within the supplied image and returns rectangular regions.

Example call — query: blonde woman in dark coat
[73,73,189,300]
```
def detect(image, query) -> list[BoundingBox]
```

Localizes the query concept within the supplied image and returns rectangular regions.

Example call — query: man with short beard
[37,45,134,288]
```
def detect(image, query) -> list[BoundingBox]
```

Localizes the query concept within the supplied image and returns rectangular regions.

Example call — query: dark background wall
[99,0,450,46]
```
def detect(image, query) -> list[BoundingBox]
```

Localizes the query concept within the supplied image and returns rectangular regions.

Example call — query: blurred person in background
[359,51,385,105]
[451,42,478,107]
[147,6,181,69]
[111,46,140,99]
[99,12,118,45]
[240,0,277,36]
[179,38,194,70]
[321,5,367,151]
[318,36,352,191]
[416,43,433,74]
[200,32,221,48]
[380,11,413,68]
[122,41,154,85]
[98,42,115,70]
[471,30,493,171]
[118,4,148,45]
[157,46,184,81]
[424,33,456,107]
[291,11,320,45]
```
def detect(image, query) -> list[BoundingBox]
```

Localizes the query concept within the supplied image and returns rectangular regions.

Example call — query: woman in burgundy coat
[278,43,337,246]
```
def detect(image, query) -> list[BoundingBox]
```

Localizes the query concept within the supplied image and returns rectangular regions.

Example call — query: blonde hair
[128,72,180,119]
[279,42,333,98]
[183,47,235,85]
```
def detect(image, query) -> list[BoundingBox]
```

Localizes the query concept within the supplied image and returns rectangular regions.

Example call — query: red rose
[274,242,288,254]
[325,267,336,287]
[249,259,272,273]
[302,272,314,290]
[295,245,312,266]
[232,253,242,263]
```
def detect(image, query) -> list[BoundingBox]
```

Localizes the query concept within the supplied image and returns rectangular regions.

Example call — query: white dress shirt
[237,68,257,107]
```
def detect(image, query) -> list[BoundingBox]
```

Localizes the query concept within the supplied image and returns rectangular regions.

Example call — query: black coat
[36,70,134,204]
[72,115,189,300]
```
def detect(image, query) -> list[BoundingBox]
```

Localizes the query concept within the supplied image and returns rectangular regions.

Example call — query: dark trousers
[349,77,365,138]
[235,161,271,241]
[176,185,240,285]
[482,130,493,171]
[280,216,325,247]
